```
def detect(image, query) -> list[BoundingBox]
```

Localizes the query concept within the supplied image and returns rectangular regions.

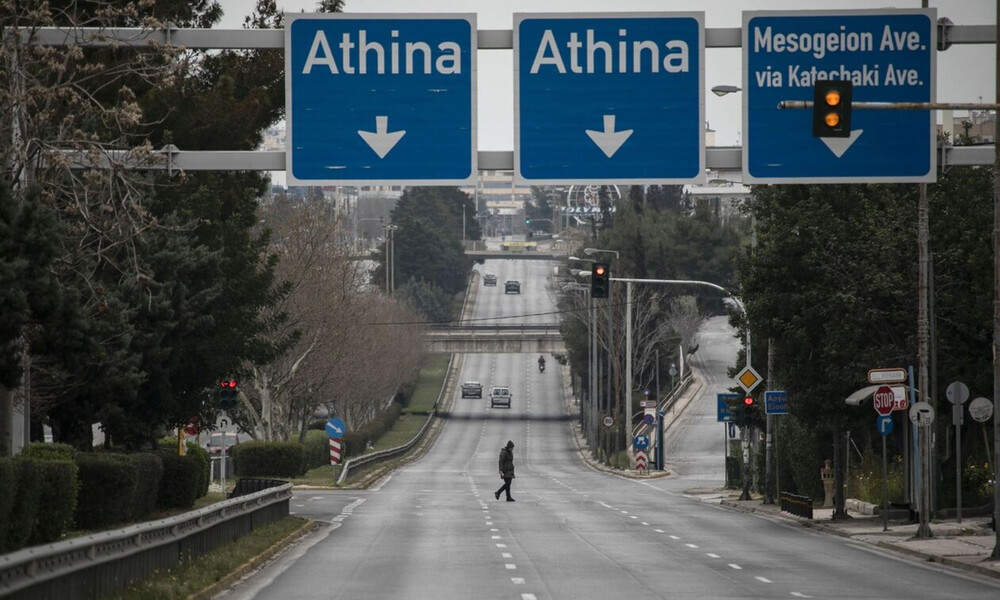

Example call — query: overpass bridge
[422,324,566,354]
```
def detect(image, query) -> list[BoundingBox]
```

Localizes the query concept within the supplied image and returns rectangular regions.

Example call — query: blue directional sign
[285,14,476,185]
[514,13,705,184]
[743,9,936,183]
[633,435,650,451]
[326,417,346,439]
[877,414,894,436]
[765,390,789,415]
[717,393,741,423]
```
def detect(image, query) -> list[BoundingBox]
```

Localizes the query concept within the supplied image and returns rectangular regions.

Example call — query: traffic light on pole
[742,395,755,426]
[525,218,531,226]
[812,80,852,138]
[591,262,610,299]
[218,378,239,410]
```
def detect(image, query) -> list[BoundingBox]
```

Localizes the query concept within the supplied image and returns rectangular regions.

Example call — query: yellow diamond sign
[736,365,762,393]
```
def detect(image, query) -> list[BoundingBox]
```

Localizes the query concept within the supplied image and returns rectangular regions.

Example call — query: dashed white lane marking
[511,578,526,584]
[331,498,366,523]
[490,528,499,532]
[706,553,720,559]
[685,544,699,549]
[755,577,772,583]
[655,529,665,533]
[486,522,493,526]
[669,535,680,540]
[629,515,638,520]
[641,522,649,526]
[505,564,517,570]
[790,593,813,598]
[522,595,538,600]
[497,543,507,548]
[620,510,629,514]
[491,535,502,540]
[501,552,513,558]
[728,563,742,570]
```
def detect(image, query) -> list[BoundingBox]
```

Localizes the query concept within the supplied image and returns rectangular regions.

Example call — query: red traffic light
[594,265,606,276]
[220,379,237,389]
[744,396,754,406]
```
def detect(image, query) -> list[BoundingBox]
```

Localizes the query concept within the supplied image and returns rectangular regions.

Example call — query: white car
[489,386,512,408]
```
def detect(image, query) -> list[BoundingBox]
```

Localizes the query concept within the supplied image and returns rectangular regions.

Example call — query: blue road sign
[326,417,347,439]
[717,393,741,422]
[765,390,789,415]
[634,435,650,451]
[285,14,476,185]
[743,9,936,183]
[877,414,894,436]
[514,13,705,184]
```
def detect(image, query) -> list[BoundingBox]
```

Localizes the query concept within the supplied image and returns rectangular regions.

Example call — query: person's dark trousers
[495,477,513,500]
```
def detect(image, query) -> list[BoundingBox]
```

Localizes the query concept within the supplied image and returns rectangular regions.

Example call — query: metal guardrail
[0,482,292,600]
[631,372,694,440]
[780,491,814,519]
[337,354,456,485]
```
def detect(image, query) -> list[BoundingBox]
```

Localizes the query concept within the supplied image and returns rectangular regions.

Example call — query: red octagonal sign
[872,385,895,416]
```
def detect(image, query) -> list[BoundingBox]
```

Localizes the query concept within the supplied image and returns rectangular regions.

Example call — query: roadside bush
[129,453,164,521]
[342,403,402,460]
[5,458,42,551]
[157,452,202,509]
[232,442,306,478]
[186,443,211,497]
[0,459,16,551]
[29,460,79,545]
[20,441,76,461]
[74,453,139,530]
[303,429,330,470]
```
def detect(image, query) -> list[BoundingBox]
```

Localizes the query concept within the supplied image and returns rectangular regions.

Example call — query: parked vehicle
[490,386,512,408]
[462,381,483,398]
[505,280,521,294]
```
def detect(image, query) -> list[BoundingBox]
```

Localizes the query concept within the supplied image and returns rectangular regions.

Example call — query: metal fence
[0,483,291,600]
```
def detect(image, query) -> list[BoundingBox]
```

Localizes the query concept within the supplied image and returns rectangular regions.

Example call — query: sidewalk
[715,489,1000,582]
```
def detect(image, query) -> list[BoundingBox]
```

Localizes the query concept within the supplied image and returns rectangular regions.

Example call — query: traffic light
[591,262,610,299]
[741,395,755,426]
[525,218,531,225]
[218,379,239,410]
[812,80,852,138]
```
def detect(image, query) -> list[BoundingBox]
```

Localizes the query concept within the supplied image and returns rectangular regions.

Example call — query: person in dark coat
[495,440,515,501]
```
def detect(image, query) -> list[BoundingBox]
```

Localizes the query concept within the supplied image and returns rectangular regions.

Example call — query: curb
[719,499,1000,583]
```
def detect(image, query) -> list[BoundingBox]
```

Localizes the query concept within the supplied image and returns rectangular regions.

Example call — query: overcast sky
[217,0,994,151]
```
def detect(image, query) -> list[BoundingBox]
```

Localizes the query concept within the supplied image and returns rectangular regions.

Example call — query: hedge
[4,458,42,552]
[20,441,76,461]
[129,453,164,521]
[74,453,140,530]
[303,429,330,470]
[232,442,306,478]
[157,452,202,509]
[29,460,79,545]
[0,459,15,551]
[341,402,402,460]
[157,438,211,498]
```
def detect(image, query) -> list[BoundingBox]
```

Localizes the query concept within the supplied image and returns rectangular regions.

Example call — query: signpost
[717,393,741,422]
[735,365,761,393]
[326,417,347,466]
[764,390,788,415]
[285,14,477,185]
[946,381,970,522]
[742,9,936,183]
[514,13,705,184]
[872,385,896,416]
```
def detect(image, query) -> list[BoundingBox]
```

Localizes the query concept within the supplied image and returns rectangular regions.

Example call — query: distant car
[462,381,483,398]
[505,280,521,294]
[207,432,239,455]
[490,386,512,408]
[483,274,497,286]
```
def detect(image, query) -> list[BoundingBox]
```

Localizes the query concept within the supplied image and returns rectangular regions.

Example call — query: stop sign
[872,386,895,416]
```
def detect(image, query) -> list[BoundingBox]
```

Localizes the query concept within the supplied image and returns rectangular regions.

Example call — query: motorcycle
[538,362,545,373]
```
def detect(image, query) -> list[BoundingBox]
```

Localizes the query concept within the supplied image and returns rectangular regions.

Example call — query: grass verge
[105,516,312,600]
[404,353,452,413]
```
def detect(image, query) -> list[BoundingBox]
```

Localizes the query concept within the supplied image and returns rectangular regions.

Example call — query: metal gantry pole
[992,0,1000,559]
[625,281,633,452]
[591,296,598,454]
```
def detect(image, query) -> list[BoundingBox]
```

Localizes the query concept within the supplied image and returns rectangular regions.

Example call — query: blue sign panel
[514,13,705,184]
[633,435,650,451]
[285,14,476,185]
[877,414,894,436]
[326,417,346,439]
[743,9,936,183]
[765,390,789,415]
[717,393,741,423]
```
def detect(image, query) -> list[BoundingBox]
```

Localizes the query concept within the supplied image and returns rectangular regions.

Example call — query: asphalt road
[222,258,1000,600]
